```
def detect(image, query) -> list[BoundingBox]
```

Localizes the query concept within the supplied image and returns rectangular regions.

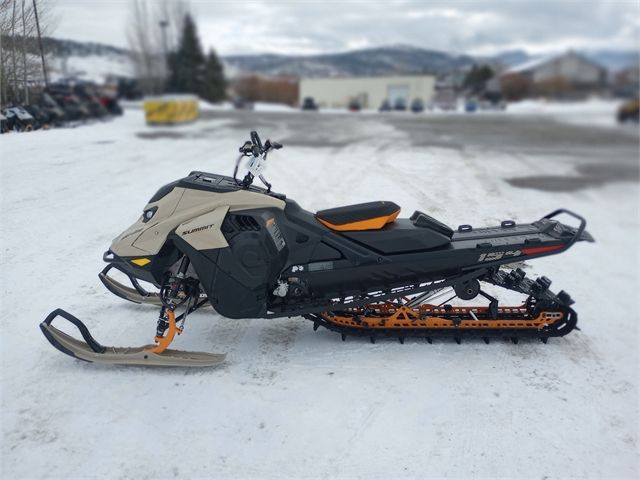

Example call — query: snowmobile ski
[41,309,225,367]
[41,131,593,367]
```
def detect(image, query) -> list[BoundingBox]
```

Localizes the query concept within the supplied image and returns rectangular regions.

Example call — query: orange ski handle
[146,309,182,354]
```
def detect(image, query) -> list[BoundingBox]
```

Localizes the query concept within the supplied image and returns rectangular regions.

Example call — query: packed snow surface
[505,98,622,128]
[1,109,638,479]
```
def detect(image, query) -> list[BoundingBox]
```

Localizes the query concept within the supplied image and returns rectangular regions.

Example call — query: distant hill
[581,50,639,72]
[38,37,639,82]
[490,50,532,67]
[42,37,130,58]
[223,45,477,78]
[486,48,638,72]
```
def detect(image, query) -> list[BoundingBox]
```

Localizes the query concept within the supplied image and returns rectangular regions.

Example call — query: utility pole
[0,21,3,108]
[32,0,48,87]
[159,20,169,69]
[11,0,19,101]
[158,19,169,94]
[21,0,29,104]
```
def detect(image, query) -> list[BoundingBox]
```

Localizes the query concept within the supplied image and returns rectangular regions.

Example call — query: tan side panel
[177,206,229,250]
[111,187,285,257]
[110,187,185,257]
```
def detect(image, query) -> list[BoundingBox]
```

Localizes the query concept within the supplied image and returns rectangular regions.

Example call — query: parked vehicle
[393,98,407,111]
[40,92,67,124]
[233,98,255,110]
[479,100,507,111]
[23,105,53,129]
[2,106,36,131]
[410,98,425,113]
[100,95,123,115]
[465,99,478,112]
[301,97,318,111]
[2,81,125,134]
[378,100,392,112]
[348,100,361,112]
[617,98,639,123]
[74,84,110,118]
[41,131,593,367]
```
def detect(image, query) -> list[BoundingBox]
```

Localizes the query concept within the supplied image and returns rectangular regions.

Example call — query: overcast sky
[54,0,639,56]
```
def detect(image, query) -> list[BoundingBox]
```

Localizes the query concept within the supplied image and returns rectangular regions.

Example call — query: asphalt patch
[506,162,639,192]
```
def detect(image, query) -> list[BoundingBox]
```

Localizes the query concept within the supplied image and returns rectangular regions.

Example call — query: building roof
[503,51,606,76]
[504,55,555,74]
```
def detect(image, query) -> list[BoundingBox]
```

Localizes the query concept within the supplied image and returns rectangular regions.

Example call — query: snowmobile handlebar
[251,130,262,151]
[234,131,283,191]
[239,131,282,158]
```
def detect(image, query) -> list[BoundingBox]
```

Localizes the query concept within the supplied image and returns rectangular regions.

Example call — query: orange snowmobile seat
[316,201,401,231]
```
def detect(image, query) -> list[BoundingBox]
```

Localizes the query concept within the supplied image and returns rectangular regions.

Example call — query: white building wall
[299,76,435,108]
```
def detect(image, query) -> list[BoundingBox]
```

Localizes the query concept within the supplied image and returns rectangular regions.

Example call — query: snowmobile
[2,106,36,132]
[41,131,594,367]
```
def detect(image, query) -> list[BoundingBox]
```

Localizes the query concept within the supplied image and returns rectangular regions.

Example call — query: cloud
[55,0,639,55]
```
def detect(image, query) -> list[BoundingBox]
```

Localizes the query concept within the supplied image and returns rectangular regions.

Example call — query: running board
[40,309,225,367]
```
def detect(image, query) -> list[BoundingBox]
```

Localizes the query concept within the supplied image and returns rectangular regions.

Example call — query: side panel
[173,208,290,318]
[176,206,229,251]
[110,188,285,257]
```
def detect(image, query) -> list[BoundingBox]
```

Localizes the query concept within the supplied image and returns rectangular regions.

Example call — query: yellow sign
[143,96,199,125]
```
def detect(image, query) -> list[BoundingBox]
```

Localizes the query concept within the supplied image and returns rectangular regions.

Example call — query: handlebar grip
[250,131,263,151]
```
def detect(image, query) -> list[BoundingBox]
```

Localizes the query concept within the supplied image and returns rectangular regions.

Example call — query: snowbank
[506,98,621,128]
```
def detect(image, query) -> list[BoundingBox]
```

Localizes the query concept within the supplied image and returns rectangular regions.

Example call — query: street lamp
[159,20,169,74]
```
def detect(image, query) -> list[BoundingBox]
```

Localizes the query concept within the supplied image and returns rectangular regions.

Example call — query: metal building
[299,75,436,109]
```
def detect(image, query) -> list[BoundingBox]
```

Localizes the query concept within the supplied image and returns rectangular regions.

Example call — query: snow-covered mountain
[41,38,134,82]
[489,48,638,71]
[223,45,477,78]
[41,37,638,83]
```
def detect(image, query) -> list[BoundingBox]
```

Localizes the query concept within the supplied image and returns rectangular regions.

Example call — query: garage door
[387,84,409,104]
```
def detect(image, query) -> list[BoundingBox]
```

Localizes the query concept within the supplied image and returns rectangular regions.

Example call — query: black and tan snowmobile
[41,131,594,367]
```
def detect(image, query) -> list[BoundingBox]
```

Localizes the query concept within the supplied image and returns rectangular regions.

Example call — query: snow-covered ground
[1,110,638,479]
[202,97,627,130]
[505,98,623,128]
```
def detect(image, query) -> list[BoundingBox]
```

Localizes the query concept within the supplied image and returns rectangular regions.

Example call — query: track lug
[454,337,461,345]
[540,337,548,344]
[341,333,347,342]
[398,337,405,344]
[426,337,432,344]
[483,337,490,344]
[489,300,498,319]
[313,322,319,331]
[370,336,376,344]
[511,337,519,344]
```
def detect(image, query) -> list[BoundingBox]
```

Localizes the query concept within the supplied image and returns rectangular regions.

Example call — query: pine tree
[166,14,205,94]
[463,65,494,94]
[201,49,226,102]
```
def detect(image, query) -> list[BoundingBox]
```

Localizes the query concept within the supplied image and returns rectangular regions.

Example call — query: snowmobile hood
[110,175,285,258]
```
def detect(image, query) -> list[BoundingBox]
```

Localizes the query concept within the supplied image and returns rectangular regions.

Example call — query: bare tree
[21,0,28,102]
[10,0,18,97]
[0,0,52,106]
[127,0,188,95]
